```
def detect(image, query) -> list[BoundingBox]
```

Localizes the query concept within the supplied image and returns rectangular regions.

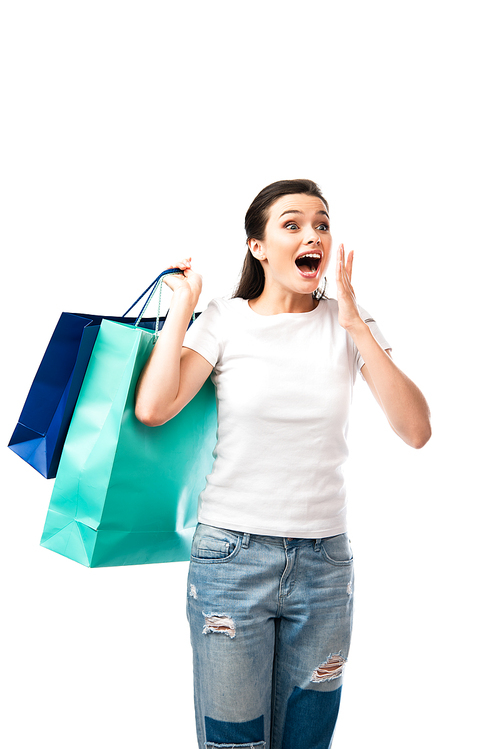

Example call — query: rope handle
[122,268,182,317]
[122,269,195,341]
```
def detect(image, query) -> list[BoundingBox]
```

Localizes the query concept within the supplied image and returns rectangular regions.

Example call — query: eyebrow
[279,209,330,219]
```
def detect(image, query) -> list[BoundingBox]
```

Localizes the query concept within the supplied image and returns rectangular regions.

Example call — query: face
[249,193,332,297]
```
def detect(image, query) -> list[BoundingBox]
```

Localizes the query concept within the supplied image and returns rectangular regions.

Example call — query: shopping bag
[40,316,217,567]
[8,269,186,478]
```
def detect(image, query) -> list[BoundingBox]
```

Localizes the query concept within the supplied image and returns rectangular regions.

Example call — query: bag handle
[122,268,182,318]
[123,269,195,340]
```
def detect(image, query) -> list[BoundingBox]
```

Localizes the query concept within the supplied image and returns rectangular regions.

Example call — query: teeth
[299,253,321,259]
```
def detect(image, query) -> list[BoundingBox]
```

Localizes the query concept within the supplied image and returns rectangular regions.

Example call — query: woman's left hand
[335,244,363,331]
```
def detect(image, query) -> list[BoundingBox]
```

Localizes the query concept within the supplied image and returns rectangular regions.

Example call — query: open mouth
[295,252,322,277]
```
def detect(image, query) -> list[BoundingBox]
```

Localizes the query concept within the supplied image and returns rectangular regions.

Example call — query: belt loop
[314,538,322,552]
[242,533,250,549]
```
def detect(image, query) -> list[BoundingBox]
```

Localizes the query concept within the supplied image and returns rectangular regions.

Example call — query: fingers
[166,257,192,274]
[164,258,192,279]
[345,248,354,280]
[337,244,353,283]
[162,259,202,302]
[336,244,344,283]
[162,258,193,291]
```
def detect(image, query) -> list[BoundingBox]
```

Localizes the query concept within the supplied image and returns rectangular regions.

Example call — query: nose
[306,233,321,246]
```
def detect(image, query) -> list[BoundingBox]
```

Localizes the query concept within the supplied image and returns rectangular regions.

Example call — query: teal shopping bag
[40,318,217,567]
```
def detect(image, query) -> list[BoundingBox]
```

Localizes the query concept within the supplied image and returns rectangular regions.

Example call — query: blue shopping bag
[8,269,188,478]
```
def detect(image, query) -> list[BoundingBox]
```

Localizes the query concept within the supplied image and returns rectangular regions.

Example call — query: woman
[135,179,431,749]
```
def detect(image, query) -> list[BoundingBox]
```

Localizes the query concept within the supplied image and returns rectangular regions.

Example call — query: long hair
[233,179,329,300]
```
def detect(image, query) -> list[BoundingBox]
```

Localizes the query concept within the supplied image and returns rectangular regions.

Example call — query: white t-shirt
[183,296,391,538]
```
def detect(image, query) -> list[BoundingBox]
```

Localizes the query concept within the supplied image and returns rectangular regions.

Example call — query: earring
[251,248,266,260]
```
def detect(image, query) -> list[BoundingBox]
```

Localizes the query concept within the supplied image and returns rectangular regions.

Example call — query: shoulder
[319,298,379,326]
[355,301,377,324]
[188,297,244,336]
[201,297,246,315]
[193,297,233,323]
[319,297,339,313]
[316,297,339,322]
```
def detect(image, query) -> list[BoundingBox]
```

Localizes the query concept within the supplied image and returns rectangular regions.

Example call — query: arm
[135,259,213,426]
[336,244,431,449]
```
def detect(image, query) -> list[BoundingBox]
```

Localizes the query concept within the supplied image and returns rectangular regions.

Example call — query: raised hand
[162,257,202,306]
[335,244,363,331]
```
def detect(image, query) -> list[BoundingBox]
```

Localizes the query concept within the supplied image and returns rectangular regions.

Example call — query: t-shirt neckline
[244,298,323,318]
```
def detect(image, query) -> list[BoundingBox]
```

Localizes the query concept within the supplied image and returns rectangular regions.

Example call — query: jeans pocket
[320,532,353,566]
[190,524,242,563]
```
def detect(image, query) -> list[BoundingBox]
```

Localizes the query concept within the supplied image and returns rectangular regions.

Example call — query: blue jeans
[186,523,354,749]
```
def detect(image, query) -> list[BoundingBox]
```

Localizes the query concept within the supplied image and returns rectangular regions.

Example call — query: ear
[248,238,267,261]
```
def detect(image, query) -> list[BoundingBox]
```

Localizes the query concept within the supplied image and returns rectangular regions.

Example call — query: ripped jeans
[186,523,354,749]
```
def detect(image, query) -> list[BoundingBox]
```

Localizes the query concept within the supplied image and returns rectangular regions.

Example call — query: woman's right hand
[163,257,202,306]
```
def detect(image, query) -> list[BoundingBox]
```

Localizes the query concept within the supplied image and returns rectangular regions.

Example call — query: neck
[248,288,318,316]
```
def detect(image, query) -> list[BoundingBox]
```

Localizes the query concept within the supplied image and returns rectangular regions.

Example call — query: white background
[1,1,498,747]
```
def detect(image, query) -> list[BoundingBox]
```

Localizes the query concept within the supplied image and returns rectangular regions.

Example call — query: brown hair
[233,179,329,300]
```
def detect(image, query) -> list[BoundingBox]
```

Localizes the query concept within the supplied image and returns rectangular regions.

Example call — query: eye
[285,222,299,230]
[317,223,330,231]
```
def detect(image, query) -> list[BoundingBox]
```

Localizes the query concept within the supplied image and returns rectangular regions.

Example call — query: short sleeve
[182,298,224,368]
[355,303,392,379]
